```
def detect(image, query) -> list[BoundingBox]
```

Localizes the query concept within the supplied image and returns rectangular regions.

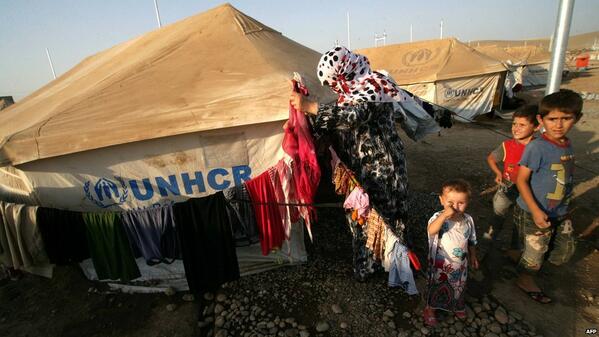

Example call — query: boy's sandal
[523,290,552,304]
[454,310,467,319]
[423,308,438,327]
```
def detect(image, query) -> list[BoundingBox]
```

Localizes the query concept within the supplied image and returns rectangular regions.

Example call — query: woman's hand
[289,83,318,115]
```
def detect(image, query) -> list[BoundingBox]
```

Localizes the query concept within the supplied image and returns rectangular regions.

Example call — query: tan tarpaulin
[402,74,500,121]
[357,38,506,85]
[0,4,328,277]
[357,38,506,120]
[435,74,501,120]
[16,121,284,210]
[474,45,525,67]
[505,46,551,66]
[503,46,551,87]
[0,3,333,166]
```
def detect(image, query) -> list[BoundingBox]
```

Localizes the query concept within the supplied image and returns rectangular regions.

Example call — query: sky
[1,0,599,101]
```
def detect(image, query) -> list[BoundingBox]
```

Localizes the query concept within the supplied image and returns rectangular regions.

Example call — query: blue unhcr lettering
[129,178,154,201]
[207,168,231,190]
[181,172,206,194]
[156,175,180,196]
[232,165,252,186]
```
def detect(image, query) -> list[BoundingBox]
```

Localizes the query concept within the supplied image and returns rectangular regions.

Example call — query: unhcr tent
[357,38,507,121]
[474,45,524,97]
[0,3,336,281]
[504,46,552,87]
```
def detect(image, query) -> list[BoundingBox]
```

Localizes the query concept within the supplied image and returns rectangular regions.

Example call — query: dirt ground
[1,66,598,337]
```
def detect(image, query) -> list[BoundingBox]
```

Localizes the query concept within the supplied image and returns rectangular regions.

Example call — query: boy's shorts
[513,204,576,274]
[492,181,518,217]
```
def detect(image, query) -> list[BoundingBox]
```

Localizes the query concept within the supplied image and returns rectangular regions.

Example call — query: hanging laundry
[345,213,377,282]
[268,165,291,238]
[172,192,239,296]
[384,227,418,295]
[83,212,141,281]
[0,202,50,276]
[120,204,179,265]
[245,169,285,255]
[332,162,359,197]
[37,207,90,265]
[343,186,370,220]
[223,184,260,247]
[329,146,341,173]
[365,208,387,262]
[274,158,301,239]
[282,78,321,239]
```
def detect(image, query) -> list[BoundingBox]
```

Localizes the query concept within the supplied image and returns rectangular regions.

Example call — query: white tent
[357,38,508,121]
[0,3,336,280]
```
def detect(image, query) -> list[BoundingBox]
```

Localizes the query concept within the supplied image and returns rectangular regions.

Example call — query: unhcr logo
[84,176,129,208]
[402,48,435,66]
[444,87,482,99]
[83,165,252,208]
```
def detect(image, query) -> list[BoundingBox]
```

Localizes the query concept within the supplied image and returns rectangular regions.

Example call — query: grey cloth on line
[120,204,180,265]
[223,184,260,247]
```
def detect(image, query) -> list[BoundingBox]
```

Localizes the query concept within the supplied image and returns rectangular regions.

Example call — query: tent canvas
[504,46,552,87]
[0,3,337,278]
[357,38,507,121]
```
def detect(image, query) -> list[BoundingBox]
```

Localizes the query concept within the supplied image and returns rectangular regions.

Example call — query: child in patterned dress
[424,179,479,326]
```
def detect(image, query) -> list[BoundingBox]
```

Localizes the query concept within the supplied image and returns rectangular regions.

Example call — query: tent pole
[546,0,575,95]
[153,0,162,28]
[440,19,443,39]
[410,24,413,42]
[347,12,351,50]
[45,48,56,79]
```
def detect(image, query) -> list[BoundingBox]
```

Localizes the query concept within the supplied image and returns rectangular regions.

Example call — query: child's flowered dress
[427,212,477,312]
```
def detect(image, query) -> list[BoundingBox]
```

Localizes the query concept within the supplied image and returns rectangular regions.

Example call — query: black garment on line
[37,207,90,264]
[173,192,240,295]
[223,184,260,247]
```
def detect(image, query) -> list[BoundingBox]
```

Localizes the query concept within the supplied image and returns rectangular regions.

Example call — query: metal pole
[347,12,351,50]
[410,24,413,42]
[45,48,56,79]
[153,0,162,28]
[440,19,443,39]
[546,0,575,95]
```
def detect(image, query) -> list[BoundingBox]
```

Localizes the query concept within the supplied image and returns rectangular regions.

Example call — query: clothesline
[230,198,342,208]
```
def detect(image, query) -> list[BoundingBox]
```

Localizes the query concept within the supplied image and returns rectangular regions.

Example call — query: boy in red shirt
[485,105,539,254]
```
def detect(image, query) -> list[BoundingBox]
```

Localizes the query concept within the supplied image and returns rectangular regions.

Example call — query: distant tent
[504,46,552,87]
[474,45,524,67]
[474,45,522,100]
[357,38,507,121]
[0,3,336,276]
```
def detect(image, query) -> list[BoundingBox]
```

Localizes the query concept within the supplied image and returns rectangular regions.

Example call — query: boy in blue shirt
[514,89,582,304]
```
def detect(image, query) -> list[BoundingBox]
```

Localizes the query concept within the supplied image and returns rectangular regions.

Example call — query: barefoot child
[485,105,539,252]
[424,179,479,326]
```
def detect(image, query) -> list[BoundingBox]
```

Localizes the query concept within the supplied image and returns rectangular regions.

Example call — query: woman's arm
[312,102,371,132]
[289,91,370,131]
